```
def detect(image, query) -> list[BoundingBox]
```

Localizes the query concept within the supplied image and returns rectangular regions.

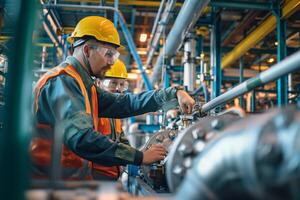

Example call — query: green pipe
[0,0,37,199]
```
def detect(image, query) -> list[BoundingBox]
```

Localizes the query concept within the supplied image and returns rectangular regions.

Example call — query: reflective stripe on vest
[32,64,98,180]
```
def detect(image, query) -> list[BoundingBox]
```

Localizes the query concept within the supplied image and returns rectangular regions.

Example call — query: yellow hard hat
[67,16,122,47]
[105,59,128,79]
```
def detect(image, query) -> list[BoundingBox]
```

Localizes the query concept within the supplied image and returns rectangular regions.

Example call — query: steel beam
[61,0,183,7]
[210,0,272,10]
[222,0,300,68]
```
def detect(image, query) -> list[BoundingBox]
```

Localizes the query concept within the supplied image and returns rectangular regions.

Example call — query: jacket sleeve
[97,87,179,118]
[38,75,143,166]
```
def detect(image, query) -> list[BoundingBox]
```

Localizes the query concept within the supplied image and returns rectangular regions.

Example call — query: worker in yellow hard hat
[31,16,195,180]
[93,59,131,180]
[96,59,129,93]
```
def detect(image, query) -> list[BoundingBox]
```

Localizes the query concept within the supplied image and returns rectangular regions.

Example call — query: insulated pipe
[145,0,176,67]
[43,3,153,90]
[176,106,300,200]
[151,0,210,85]
[183,33,196,91]
[202,50,300,113]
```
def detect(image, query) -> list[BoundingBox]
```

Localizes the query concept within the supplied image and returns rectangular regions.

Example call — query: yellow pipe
[0,35,11,42]
[60,0,183,7]
[34,43,54,47]
[222,0,300,68]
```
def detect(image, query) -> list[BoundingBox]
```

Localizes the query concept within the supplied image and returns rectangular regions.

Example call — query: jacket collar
[65,56,94,89]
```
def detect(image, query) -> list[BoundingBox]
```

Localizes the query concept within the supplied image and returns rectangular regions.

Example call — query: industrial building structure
[1,0,300,199]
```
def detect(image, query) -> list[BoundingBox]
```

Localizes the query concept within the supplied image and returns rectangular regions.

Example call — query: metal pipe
[222,0,300,68]
[147,0,166,50]
[145,0,176,67]
[151,0,210,85]
[0,0,37,199]
[183,33,196,91]
[43,3,153,90]
[202,50,300,113]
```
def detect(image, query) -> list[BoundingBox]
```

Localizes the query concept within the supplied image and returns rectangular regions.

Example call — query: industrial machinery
[136,106,245,193]
[130,105,300,200]
[176,105,300,200]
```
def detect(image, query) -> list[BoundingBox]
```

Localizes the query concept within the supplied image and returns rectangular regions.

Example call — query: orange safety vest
[92,118,122,178]
[31,64,98,180]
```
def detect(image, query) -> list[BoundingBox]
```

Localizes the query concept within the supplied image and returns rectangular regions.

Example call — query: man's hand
[176,90,196,114]
[142,144,167,165]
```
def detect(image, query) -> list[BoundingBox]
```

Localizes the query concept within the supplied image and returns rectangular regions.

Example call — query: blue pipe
[274,5,288,107]
[239,57,244,108]
[251,90,256,112]
[191,83,209,103]
[212,8,222,99]
[118,15,153,90]
[163,66,171,88]
[130,8,136,36]
[62,34,69,60]
[114,0,118,27]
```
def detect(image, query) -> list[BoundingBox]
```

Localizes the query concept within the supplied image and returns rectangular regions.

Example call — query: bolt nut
[173,165,184,175]
[155,134,164,143]
[178,143,193,156]
[211,119,224,130]
[193,140,205,153]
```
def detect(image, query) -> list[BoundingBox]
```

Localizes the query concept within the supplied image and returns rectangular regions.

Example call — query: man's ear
[83,44,90,58]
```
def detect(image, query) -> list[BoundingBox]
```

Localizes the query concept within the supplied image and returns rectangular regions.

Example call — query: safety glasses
[89,45,120,63]
[101,78,129,93]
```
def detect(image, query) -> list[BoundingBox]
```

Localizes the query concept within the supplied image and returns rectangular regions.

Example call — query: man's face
[101,78,128,93]
[88,43,120,79]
